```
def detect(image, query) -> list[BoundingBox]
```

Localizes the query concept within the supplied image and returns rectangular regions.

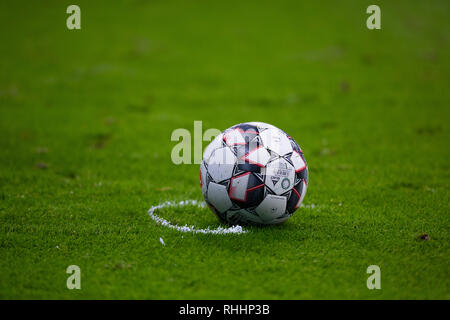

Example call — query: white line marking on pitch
[147,200,247,235]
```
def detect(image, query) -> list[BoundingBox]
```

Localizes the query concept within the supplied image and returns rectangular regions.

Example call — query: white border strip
[147,200,247,235]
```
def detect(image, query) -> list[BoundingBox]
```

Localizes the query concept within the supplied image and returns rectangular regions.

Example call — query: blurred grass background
[0,0,448,299]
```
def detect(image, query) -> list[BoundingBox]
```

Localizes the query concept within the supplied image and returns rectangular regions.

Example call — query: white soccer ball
[200,122,308,225]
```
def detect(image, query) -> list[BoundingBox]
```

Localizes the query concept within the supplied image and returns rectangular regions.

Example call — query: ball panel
[203,133,224,162]
[200,162,208,197]
[223,129,246,146]
[298,179,307,206]
[289,178,307,210]
[228,172,250,202]
[241,145,271,167]
[231,123,259,133]
[229,172,265,208]
[290,150,307,172]
[237,162,261,173]
[246,122,277,131]
[259,128,293,156]
[286,189,298,213]
[255,194,287,223]
[207,182,233,213]
[288,136,303,153]
[230,124,260,146]
[227,209,264,225]
[262,157,295,195]
[232,137,260,161]
[297,167,308,185]
[207,147,236,182]
[244,184,265,208]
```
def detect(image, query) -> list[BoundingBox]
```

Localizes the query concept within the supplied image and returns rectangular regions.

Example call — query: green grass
[0,0,449,299]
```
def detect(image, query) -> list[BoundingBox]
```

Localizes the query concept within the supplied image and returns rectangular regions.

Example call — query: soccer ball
[200,122,308,225]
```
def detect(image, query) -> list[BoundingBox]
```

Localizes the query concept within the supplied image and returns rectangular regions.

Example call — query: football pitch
[0,0,449,299]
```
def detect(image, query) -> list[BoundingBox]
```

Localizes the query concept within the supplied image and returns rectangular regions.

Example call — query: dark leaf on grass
[419,233,430,241]
[157,187,172,192]
[127,104,150,114]
[19,131,33,140]
[360,53,374,65]
[114,261,132,270]
[391,182,419,190]
[340,81,350,93]
[36,147,49,154]
[65,171,77,179]
[91,133,112,149]
[415,125,442,136]
[253,97,277,107]
[36,162,48,169]
[104,117,117,125]
[320,122,337,129]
